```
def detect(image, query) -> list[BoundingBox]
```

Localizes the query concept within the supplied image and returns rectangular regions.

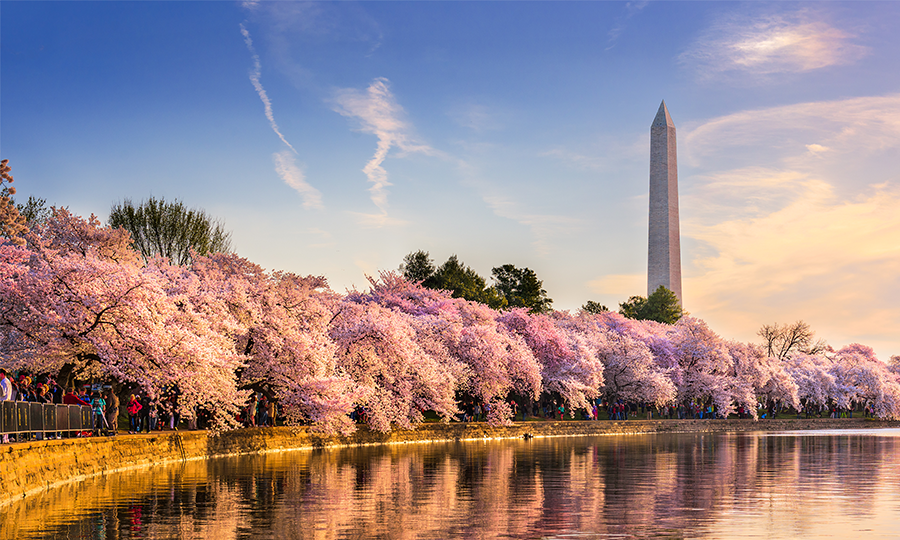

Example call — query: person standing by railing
[76,386,90,406]
[34,384,51,404]
[62,387,88,406]
[90,392,108,436]
[16,375,32,402]
[62,387,90,437]
[0,369,13,443]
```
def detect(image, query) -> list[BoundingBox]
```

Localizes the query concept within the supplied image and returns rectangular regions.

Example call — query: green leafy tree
[109,196,232,265]
[581,300,609,314]
[430,255,506,309]
[491,264,553,313]
[399,251,506,309]
[400,250,436,283]
[618,295,647,320]
[619,286,682,324]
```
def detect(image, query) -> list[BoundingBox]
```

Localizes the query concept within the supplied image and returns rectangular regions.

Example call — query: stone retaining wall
[2,418,897,507]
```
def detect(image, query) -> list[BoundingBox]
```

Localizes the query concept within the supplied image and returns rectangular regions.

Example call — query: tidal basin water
[5,429,900,539]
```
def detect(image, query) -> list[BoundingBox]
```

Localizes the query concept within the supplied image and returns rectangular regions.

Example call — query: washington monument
[648,100,682,305]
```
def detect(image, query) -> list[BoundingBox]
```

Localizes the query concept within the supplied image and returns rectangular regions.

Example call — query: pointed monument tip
[652,100,675,128]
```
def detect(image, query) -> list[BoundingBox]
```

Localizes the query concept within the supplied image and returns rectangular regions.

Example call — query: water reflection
[4,429,900,539]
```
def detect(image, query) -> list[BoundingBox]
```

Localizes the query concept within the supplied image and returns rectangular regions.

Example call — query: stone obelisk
[648,100,682,305]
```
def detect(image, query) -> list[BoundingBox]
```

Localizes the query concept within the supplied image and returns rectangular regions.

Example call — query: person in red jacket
[126,394,142,434]
[62,387,89,406]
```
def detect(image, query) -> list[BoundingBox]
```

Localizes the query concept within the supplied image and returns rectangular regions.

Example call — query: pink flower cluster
[2,210,899,433]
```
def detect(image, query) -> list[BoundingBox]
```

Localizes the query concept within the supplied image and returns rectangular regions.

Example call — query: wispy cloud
[447,103,504,132]
[606,1,649,50]
[241,24,324,207]
[680,94,900,356]
[686,180,900,350]
[680,10,869,80]
[481,194,584,256]
[347,211,409,229]
[273,150,322,209]
[331,78,435,220]
[240,24,297,153]
[306,227,335,249]
[682,94,900,173]
[541,134,645,172]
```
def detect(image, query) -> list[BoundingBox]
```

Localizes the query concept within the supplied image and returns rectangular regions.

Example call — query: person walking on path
[105,388,120,435]
[139,395,153,433]
[127,394,142,434]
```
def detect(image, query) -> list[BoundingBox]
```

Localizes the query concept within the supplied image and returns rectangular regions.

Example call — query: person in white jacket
[0,369,13,443]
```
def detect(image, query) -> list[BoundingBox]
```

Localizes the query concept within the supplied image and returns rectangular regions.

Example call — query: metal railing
[1,401,94,437]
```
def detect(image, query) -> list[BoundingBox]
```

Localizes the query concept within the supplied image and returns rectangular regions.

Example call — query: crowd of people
[0,368,199,443]
[0,363,886,445]
[236,393,279,428]
[445,394,878,424]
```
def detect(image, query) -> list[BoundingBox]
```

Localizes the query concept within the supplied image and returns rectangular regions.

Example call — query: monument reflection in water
[5,429,900,539]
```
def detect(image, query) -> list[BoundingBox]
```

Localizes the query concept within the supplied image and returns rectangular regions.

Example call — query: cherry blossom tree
[831,344,900,419]
[667,317,747,417]
[559,312,675,407]
[727,340,799,418]
[7,199,900,434]
[353,273,542,425]
[185,253,357,434]
[0,209,247,428]
[784,353,838,411]
[498,309,604,413]
[330,298,460,431]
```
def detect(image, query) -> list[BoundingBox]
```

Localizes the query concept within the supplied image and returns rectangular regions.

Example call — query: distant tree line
[402,250,682,326]
[400,250,553,313]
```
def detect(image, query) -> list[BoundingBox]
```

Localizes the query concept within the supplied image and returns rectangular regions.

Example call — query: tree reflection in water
[4,429,900,539]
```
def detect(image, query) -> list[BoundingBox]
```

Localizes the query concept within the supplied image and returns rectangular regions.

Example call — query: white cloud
[805,143,831,156]
[240,24,297,153]
[686,180,900,354]
[679,94,900,358]
[606,1,649,50]
[273,150,322,209]
[347,211,409,229]
[240,24,325,209]
[682,94,900,172]
[680,10,869,79]
[331,78,435,219]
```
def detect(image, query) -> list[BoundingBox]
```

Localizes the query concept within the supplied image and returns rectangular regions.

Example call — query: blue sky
[3,1,900,359]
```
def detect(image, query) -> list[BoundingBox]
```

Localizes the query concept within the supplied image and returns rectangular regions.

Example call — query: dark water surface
[4,429,900,539]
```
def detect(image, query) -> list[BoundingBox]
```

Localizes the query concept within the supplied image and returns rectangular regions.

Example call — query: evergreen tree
[619,286,682,324]
[581,300,609,314]
[492,264,553,313]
